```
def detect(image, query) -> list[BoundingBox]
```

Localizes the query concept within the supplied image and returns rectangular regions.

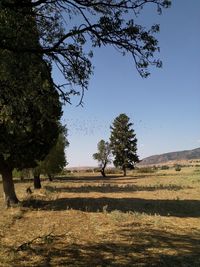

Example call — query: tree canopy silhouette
[0,2,62,205]
[1,0,171,104]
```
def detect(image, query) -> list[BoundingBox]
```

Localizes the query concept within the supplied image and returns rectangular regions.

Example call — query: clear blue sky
[54,0,200,167]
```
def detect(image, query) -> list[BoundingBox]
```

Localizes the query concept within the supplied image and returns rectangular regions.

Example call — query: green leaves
[42,130,69,177]
[0,5,62,171]
[1,0,171,103]
[93,140,112,169]
[110,113,139,173]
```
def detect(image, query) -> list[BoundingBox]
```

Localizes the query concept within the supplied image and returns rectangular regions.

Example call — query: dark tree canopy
[36,128,69,179]
[43,130,69,178]
[0,49,62,203]
[0,52,62,172]
[110,113,139,176]
[0,3,62,204]
[1,0,171,104]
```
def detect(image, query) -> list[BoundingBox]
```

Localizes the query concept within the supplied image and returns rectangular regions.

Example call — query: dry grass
[0,167,200,266]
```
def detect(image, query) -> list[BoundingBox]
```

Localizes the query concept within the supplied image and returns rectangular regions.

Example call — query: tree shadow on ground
[51,174,153,183]
[44,183,189,194]
[0,175,152,185]
[52,175,141,182]
[23,197,200,218]
[12,228,200,267]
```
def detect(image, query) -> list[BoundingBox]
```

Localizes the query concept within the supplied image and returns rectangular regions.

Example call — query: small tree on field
[33,128,69,188]
[93,140,111,177]
[110,114,139,176]
[42,129,69,181]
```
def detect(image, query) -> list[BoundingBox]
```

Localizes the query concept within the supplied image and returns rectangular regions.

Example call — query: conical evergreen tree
[110,114,139,176]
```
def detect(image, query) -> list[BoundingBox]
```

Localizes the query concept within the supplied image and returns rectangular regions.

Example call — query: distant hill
[140,147,200,166]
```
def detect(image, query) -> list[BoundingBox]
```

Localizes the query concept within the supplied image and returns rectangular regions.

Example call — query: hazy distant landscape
[140,147,200,166]
[67,147,200,171]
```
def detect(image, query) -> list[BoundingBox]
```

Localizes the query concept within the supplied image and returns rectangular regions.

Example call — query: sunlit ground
[0,167,200,266]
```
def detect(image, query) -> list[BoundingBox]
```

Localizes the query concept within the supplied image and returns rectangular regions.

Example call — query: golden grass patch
[0,167,200,266]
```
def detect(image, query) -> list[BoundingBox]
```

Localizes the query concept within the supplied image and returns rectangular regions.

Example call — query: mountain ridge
[140,147,200,165]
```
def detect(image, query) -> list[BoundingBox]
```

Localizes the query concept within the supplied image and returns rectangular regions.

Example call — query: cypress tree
[110,114,139,176]
[0,1,62,205]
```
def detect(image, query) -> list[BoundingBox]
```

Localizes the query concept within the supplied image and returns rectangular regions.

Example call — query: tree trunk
[123,166,126,177]
[100,161,107,177]
[100,168,106,177]
[48,174,53,181]
[34,175,41,189]
[1,167,19,207]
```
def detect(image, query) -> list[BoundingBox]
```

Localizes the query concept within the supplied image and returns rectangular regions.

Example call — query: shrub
[161,165,169,170]
[84,169,94,173]
[93,168,101,173]
[106,168,121,174]
[136,167,155,173]
[62,169,71,174]
[175,165,181,171]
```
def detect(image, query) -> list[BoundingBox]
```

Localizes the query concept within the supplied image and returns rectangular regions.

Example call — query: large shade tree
[110,113,139,176]
[1,0,171,104]
[0,2,62,206]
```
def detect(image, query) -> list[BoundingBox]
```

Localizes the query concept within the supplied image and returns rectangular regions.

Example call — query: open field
[0,167,200,266]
